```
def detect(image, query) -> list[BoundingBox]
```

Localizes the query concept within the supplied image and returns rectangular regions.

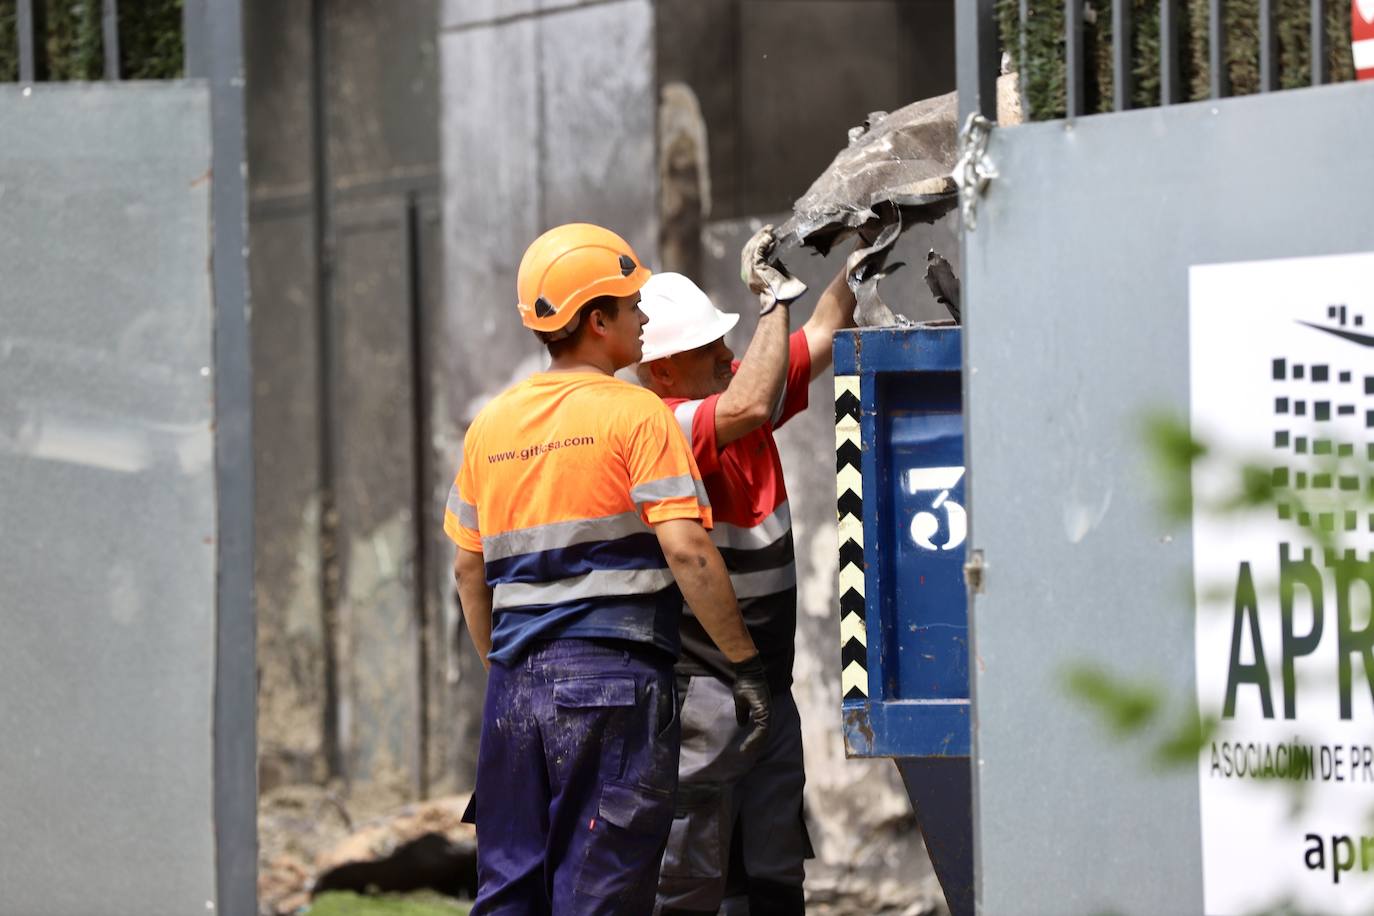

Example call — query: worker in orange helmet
[636,227,858,915]
[444,223,772,915]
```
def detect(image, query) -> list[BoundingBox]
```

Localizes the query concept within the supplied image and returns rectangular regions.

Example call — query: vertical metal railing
[1209,0,1229,97]
[17,0,38,82]
[956,0,999,121]
[975,0,1341,124]
[1113,0,1134,111]
[101,0,120,80]
[1066,0,1085,115]
[183,0,207,79]
[1311,0,1328,84]
[1260,0,1278,90]
[6,0,205,83]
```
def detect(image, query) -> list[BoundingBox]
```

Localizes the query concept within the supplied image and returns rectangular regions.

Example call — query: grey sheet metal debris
[771,91,961,326]
[924,250,961,322]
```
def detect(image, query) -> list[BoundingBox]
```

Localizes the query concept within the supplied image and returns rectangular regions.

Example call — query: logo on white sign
[1190,251,1374,915]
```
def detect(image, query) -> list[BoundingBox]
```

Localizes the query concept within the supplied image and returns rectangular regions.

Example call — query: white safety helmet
[638,272,740,363]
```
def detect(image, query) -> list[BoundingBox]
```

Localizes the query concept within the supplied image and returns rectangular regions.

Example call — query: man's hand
[731,654,772,753]
[741,224,807,313]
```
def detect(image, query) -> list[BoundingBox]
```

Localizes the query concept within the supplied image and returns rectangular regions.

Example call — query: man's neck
[547,346,617,376]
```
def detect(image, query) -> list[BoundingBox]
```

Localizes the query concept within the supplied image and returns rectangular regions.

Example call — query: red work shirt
[663,329,811,690]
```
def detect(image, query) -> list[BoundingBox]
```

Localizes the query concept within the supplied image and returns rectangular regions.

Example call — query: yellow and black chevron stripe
[835,375,867,701]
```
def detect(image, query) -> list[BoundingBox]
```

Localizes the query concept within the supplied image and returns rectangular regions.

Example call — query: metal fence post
[957,0,999,123]
[1113,0,1135,111]
[1161,0,1183,103]
[17,0,38,83]
[102,0,120,80]
[1066,0,1085,116]
[183,0,208,78]
[1310,0,1327,84]
[1259,0,1277,90]
[1209,0,1229,97]
[200,0,257,912]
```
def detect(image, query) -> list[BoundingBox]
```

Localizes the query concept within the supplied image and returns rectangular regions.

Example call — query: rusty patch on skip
[844,706,875,749]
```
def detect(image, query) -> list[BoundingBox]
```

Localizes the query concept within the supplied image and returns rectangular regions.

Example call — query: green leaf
[1063,664,1162,736]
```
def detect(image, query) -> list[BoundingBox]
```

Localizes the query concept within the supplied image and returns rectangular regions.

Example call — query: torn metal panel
[772,91,961,325]
[776,90,960,256]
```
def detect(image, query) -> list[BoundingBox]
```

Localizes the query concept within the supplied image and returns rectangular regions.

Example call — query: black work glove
[731,654,772,754]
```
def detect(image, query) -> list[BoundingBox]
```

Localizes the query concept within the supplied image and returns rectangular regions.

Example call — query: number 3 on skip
[903,467,967,551]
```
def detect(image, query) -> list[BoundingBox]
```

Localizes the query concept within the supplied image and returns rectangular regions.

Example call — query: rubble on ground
[258,786,476,916]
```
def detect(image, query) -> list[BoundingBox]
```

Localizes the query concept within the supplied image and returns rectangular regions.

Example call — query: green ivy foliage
[1000,0,1358,119]
[116,0,184,80]
[0,0,183,83]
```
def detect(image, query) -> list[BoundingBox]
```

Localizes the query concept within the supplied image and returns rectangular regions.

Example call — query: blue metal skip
[833,324,972,916]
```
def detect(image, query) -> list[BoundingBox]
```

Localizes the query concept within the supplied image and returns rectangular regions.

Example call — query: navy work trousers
[471,638,680,915]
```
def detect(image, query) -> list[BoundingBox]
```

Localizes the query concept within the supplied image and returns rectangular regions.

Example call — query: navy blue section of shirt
[487,586,684,666]
[483,531,666,583]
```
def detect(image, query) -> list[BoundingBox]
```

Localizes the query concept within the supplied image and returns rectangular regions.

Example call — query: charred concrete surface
[247,0,446,799]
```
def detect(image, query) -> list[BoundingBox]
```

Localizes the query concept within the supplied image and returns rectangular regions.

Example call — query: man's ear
[587,307,610,338]
[649,358,674,386]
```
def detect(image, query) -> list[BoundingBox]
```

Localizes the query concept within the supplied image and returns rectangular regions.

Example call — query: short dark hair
[544,295,621,357]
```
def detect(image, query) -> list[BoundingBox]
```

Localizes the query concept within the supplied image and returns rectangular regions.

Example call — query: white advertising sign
[1191,252,1374,914]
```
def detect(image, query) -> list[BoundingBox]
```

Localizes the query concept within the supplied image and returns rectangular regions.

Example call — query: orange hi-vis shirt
[444,371,712,665]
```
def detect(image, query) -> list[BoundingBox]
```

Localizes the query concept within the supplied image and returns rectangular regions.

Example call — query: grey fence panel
[964,82,1374,915]
[0,84,218,915]
[331,197,423,795]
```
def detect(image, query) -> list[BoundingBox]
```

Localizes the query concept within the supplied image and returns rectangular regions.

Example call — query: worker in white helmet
[636,228,857,915]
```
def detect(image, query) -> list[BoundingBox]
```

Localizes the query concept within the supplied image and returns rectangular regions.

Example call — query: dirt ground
[258,783,949,916]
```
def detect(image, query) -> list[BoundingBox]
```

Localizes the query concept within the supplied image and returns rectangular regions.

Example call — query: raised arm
[801,264,858,379]
[454,546,493,670]
[713,304,790,447]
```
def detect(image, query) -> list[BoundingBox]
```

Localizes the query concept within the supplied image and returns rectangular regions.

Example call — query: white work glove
[741,225,807,315]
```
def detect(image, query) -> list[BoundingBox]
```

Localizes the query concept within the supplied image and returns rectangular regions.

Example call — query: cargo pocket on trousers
[658,784,726,880]
[573,780,675,899]
[552,674,638,780]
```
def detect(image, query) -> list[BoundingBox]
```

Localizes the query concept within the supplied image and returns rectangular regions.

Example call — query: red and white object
[1356,0,1374,80]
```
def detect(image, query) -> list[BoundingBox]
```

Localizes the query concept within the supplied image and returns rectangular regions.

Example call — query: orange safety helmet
[516,224,652,336]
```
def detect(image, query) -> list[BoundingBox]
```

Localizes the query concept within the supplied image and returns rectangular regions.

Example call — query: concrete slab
[738,0,955,214]
[442,0,536,30]
[439,18,543,396]
[539,0,657,259]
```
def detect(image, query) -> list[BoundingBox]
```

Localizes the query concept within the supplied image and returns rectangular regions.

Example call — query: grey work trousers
[654,675,811,915]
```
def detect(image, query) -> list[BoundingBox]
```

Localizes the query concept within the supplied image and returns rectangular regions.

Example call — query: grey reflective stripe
[673,400,702,442]
[447,483,478,530]
[631,473,710,509]
[481,510,647,561]
[710,501,792,552]
[493,567,676,610]
[729,562,797,599]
